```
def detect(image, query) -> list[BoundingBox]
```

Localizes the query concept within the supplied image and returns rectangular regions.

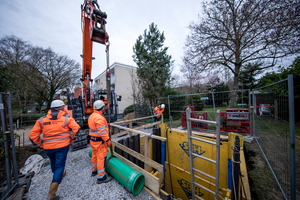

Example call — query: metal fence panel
[252,75,296,200]
[166,90,251,134]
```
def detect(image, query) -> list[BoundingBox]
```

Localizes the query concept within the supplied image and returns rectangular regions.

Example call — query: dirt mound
[120,112,135,124]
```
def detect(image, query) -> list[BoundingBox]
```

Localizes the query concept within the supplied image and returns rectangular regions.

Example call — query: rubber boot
[91,170,97,177]
[47,182,60,200]
[97,174,112,184]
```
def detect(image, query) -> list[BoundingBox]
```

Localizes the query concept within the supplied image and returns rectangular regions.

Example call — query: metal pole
[288,74,295,200]
[7,91,19,184]
[248,89,252,137]
[212,92,216,121]
[186,108,195,200]
[0,93,11,189]
[215,110,220,200]
[252,90,256,137]
[168,95,171,128]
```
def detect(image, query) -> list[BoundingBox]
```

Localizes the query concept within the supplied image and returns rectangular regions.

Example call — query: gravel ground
[24,144,156,200]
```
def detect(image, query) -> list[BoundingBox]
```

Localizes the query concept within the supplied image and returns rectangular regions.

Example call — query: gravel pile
[25,144,156,200]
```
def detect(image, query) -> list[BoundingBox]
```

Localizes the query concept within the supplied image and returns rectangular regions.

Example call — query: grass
[244,142,285,200]
[246,114,300,199]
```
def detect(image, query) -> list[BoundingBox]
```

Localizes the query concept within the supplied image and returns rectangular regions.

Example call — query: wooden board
[112,141,163,173]
[111,121,161,139]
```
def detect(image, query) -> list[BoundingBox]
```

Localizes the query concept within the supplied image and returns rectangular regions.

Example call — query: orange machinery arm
[81,0,109,115]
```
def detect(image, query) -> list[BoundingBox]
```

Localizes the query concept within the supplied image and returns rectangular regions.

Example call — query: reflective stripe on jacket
[29,109,80,150]
[88,110,109,141]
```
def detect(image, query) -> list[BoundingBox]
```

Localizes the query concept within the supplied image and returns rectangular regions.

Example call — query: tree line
[132,0,299,110]
[0,35,81,112]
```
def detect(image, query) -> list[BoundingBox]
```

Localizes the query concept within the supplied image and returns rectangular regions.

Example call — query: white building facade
[93,62,138,114]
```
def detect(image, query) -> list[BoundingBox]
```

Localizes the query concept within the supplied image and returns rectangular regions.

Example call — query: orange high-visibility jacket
[153,106,164,119]
[88,110,110,142]
[29,110,80,150]
[103,97,109,111]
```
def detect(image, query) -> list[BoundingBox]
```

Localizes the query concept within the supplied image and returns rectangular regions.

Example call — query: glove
[70,136,76,144]
[106,140,111,146]
[38,143,44,149]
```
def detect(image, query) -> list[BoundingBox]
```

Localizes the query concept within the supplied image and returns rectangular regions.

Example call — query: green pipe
[89,148,145,195]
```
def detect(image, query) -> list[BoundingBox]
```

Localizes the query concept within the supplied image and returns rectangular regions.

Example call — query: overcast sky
[0,0,202,79]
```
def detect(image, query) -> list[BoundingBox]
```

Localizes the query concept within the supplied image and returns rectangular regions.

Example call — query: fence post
[288,74,295,200]
[212,92,216,121]
[0,93,12,189]
[7,91,19,184]
[248,89,252,137]
[168,95,171,128]
[252,90,256,137]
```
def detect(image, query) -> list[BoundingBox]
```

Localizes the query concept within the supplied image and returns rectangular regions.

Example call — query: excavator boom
[81,0,109,114]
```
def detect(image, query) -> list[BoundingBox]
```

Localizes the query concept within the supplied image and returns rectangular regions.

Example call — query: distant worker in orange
[153,104,165,129]
[88,100,112,184]
[29,100,80,200]
[100,95,109,112]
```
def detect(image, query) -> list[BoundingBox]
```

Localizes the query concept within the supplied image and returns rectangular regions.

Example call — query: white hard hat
[93,100,105,110]
[161,104,165,109]
[50,100,65,108]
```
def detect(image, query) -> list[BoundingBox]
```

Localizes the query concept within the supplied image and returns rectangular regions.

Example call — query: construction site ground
[1,124,289,199]
[1,125,155,200]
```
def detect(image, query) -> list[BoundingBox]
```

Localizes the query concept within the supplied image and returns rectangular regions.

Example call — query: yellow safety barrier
[162,127,248,200]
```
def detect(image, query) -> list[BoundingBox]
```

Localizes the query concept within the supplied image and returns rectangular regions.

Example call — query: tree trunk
[228,69,240,108]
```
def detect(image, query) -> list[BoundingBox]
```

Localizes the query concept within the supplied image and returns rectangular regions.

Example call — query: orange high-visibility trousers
[90,138,107,179]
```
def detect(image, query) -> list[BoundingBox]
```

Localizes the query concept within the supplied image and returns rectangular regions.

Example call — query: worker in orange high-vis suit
[153,104,165,129]
[88,100,112,184]
[29,100,80,200]
[100,95,109,112]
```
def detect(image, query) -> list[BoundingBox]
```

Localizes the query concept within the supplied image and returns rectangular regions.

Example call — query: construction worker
[29,100,80,200]
[153,104,165,129]
[88,100,112,184]
[100,95,109,112]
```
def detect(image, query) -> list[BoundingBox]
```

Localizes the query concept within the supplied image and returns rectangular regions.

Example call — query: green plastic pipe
[89,148,145,195]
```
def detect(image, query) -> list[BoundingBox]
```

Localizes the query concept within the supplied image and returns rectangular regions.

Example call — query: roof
[94,62,137,80]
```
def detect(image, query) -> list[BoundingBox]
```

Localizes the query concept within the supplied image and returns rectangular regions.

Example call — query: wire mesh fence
[166,90,251,134]
[252,75,297,200]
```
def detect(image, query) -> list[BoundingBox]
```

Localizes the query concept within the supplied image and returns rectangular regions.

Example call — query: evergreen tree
[133,23,173,106]
[239,63,264,90]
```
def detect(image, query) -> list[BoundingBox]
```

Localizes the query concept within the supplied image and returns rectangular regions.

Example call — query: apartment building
[93,62,138,114]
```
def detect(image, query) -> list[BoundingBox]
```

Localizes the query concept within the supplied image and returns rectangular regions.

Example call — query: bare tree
[180,59,207,93]
[184,0,300,107]
[28,47,81,109]
[0,35,37,111]
[0,35,81,110]
[127,68,143,104]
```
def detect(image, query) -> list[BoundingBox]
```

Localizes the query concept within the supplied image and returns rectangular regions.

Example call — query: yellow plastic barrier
[163,128,247,200]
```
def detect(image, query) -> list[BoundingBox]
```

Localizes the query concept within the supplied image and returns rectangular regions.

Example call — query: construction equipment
[66,0,120,127]
[221,108,251,134]
[181,105,208,130]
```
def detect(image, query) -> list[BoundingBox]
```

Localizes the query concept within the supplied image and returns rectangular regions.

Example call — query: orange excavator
[66,0,119,128]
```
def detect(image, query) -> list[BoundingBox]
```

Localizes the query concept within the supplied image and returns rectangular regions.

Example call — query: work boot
[91,170,97,177]
[47,182,60,200]
[97,174,112,184]
[63,170,66,177]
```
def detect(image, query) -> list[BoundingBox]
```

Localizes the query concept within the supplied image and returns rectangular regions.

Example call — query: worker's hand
[70,137,76,144]
[106,140,111,146]
[38,143,44,149]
